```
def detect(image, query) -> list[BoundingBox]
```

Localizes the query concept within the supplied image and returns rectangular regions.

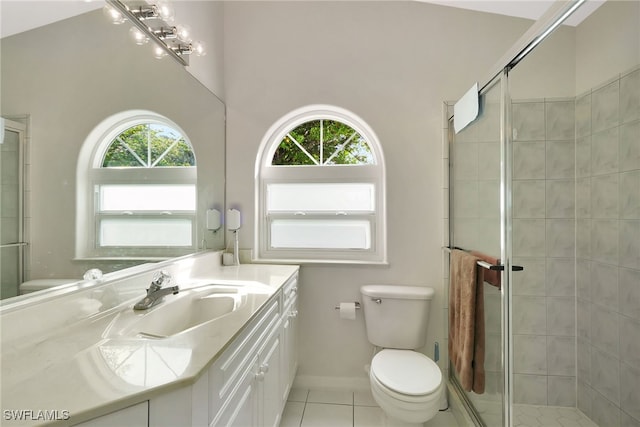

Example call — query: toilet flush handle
[372,297,382,304]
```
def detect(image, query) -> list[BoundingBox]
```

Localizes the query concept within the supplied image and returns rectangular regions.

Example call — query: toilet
[361,285,444,426]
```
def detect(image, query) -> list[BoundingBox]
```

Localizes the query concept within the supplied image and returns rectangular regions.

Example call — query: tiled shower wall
[575,67,640,426]
[511,98,577,406]
[0,130,20,298]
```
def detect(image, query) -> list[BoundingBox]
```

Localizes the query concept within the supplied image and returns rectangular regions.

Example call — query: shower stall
[446,1,640,426]
[0,119,26,299]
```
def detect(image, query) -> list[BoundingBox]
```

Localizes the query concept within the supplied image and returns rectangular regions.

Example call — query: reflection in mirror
[0,6,225,301]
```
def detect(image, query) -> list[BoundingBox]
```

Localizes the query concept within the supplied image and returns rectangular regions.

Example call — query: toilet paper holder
[334,302,361,310]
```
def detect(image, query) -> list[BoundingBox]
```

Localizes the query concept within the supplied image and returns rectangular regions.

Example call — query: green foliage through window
[272,120,374,166]
[102,124,195,167]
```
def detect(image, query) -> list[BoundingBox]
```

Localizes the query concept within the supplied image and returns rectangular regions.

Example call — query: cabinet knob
[289,310,298,318]
[255,372,265,381]
[259,363,270,373]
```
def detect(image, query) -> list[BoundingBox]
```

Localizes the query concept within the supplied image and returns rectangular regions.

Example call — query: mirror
[0,5,226,300]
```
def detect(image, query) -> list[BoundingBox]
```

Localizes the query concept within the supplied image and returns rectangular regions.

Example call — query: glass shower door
[0,120,25,299]
[449,72,511,427]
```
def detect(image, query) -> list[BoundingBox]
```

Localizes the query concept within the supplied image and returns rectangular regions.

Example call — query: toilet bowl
[369,349,443,425]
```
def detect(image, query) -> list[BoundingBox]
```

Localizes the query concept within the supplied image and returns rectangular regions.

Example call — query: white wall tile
[619,121,640,172]
[592,80,620,133]
[591,346,621,406]
[619,69,640,124]
[513,180,546,218]
[546,258,575,297]
[591,219,619,265]
[547,376,576,407]
[620,362,640,422]
[547,297,575,336]
[513,296,547,334]
[590,262,619,310]
[513,102,545,141]
[592,127,619,176]
[619,171,640,219]
[619,268,640,321]
[546,101,575,141]
[513,142,546,179]
[547,335,576,376]
[591,305,620,357]
[546,219,575,257]
[546,140,575,179]
[513,334,548,374]
[546,180,575,218]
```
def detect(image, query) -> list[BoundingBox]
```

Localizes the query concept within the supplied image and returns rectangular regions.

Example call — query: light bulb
[192,41,206,57]
[156,1,175,22]
[176,24,192,43]
[103,4,126,24]
[153,44,168,59]
[129,27,149,45]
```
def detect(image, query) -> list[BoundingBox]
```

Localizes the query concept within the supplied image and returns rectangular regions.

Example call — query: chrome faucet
[133,270,180,310]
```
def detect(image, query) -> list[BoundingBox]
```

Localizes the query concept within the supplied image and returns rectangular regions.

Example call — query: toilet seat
[371,349,442,397]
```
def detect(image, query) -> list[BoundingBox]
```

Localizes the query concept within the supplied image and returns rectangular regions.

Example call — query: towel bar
[442,246,524,271]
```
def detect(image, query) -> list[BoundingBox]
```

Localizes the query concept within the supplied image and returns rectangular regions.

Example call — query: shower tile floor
[476,399,598,427]
[513,405,598,427]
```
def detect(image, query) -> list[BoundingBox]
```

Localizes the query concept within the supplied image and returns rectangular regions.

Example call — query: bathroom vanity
[0,252,299,426]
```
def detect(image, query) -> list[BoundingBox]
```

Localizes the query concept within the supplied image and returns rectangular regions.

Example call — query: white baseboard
[293,375,370,391]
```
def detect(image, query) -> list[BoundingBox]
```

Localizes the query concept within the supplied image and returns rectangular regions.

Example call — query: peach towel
[449,249,485,394]
[470,250,501,289]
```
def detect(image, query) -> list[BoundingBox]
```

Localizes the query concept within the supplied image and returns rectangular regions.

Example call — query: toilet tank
[361,285,434,349]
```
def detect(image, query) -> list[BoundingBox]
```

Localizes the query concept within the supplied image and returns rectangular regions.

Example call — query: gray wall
[223,0,538,384]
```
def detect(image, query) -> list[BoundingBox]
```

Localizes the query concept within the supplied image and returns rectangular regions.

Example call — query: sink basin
[106,283,272,339]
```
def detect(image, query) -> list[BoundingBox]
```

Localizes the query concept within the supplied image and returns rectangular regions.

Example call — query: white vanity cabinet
[146,272,299,427]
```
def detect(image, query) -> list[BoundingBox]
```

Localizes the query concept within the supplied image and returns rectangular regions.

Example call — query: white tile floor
[280,387,459,427]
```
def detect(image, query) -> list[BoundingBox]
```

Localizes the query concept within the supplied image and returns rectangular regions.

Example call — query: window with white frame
[256,105,386,263]
[78,112,197,258]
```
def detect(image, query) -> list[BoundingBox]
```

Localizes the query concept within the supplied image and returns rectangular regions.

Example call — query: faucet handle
[151,270,172,288]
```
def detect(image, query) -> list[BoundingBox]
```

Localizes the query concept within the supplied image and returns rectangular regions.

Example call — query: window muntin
[257,105,386,263]
[272,120,374,166]
[102,124,195,168]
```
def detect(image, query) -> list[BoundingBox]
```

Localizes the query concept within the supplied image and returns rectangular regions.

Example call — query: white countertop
[0,254,298,426]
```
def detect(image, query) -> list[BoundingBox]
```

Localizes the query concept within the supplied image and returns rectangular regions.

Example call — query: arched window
[255,105,386,263]
[76,111,197,258]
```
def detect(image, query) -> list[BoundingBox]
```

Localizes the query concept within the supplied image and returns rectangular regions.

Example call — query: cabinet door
[212,355,258,427]
[258,332,281,427]
[280,297,298,406]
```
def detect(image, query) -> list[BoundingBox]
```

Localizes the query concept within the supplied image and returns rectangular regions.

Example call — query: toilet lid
[371,349,442,396]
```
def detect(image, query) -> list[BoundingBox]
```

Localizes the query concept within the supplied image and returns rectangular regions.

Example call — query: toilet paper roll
[339,302,357,320]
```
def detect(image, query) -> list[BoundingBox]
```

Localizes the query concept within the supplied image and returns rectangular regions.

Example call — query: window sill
[251,257,389,267]
[73,256,172,262]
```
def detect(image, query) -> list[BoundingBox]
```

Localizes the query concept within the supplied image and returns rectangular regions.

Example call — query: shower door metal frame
[1,119,27,293]
[447,70,510,427]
